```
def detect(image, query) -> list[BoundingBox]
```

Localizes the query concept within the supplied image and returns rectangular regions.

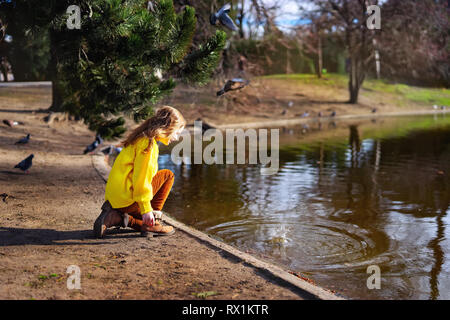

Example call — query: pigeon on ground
[372,108,377,113]
[217,78,250,96]
[318,111,323,117]
[83,135,103,154]
[441,106,447,110]
[14,154,34,173]
[101,145,122,155]
[433,105,439,110]
[287,101,294,108]
[210,3,238,32]
[2,119,24,127]
[195,118,215,133]
[301,112,310,117]
[330,111,336,117]
[15,133,31,145]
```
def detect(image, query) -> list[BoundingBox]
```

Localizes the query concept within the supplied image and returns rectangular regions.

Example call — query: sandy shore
[0,85,339,300]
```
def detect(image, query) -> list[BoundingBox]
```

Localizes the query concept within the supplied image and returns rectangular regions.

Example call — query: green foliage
[1,0,226,138]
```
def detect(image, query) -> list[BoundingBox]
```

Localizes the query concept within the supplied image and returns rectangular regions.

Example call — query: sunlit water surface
[157,115,450,299]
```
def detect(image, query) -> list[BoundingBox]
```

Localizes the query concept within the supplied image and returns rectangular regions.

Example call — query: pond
[157,114,450,300]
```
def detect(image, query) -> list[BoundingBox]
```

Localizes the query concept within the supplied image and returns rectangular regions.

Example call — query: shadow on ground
[0,227,143,246]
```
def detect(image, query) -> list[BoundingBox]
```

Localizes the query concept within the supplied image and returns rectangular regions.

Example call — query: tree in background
[306,0,380,104]
[380,0,449,87]
[0,0,226,138]
[296,10,331,79]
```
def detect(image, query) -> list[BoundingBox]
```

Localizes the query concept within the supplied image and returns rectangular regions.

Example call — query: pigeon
[2,119,21,127]
[287,101,294,108]
[15,133,31,145]
[195,118,215,133]
[210,3,239,32]
[330,111,336,117]
[433,105,439,110]
[14,154,34,173]
[281,109,288,116]
[441,106,447,110]
[301,112,310,118]
[83,135,103,154]
[372,108,377,113]
[318,111,323,117]
[3,34,12,43]
[217,78,250,96]
[101,145,122,155]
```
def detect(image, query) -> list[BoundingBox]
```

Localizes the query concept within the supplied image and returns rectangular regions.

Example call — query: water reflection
[157,115,450,299]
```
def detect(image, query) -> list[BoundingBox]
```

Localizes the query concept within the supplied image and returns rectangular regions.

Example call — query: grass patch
[260,73,450,107]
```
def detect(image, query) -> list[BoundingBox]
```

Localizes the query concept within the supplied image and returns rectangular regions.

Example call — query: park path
[0,85,328,300]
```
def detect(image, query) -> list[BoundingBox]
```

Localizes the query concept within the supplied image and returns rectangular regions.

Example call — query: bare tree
[302,0,380,103]
[379,0,449,87]
[296,10,330,78]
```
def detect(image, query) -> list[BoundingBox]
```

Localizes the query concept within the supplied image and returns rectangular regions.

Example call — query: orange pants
[117,169,174,231]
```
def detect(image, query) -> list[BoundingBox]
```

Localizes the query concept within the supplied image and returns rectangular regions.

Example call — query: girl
[94,106,186,238]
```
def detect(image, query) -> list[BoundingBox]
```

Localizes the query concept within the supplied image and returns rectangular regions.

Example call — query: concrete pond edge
[188,109,450,132]
[91,154,344,300]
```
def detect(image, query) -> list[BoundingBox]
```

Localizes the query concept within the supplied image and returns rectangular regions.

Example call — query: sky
[240,0,313,36]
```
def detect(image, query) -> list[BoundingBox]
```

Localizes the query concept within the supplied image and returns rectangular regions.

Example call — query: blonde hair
[121,106,186,153]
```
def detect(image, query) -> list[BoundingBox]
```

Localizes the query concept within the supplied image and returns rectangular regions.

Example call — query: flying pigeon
[83,135,103,154]
[210,3,239,32]
[14,154,34,173]
[217,78,249,96]
[15,133,30,145]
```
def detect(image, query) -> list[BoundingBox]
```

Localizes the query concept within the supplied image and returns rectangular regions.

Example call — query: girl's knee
[160,169,174,179]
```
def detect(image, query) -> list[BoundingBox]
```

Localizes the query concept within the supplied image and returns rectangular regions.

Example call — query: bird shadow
[0,227,141,246]
[0,170,24,175]
[0,108,48,114]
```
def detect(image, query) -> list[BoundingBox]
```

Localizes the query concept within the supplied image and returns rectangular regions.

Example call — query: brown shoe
[140,223,175,237]
[93,201,129,238]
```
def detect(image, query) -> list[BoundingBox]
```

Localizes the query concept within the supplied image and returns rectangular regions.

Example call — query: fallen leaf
[192,291,219,299]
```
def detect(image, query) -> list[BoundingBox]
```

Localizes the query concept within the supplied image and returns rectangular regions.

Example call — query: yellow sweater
[105,135,169,214]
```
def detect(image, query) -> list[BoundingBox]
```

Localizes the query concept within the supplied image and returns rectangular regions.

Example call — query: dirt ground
[0,85,313,300]
[164,76,428,127]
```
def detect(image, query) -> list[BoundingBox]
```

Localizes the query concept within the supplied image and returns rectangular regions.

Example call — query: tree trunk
[48,30,64,112]
[348,55,365,104]
[0,60,8,82]
[238,0,245,39]
[317,34,323,78]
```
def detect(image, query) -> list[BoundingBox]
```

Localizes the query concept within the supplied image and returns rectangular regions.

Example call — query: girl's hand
[142,212,155,226]
[153,210,163,219]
